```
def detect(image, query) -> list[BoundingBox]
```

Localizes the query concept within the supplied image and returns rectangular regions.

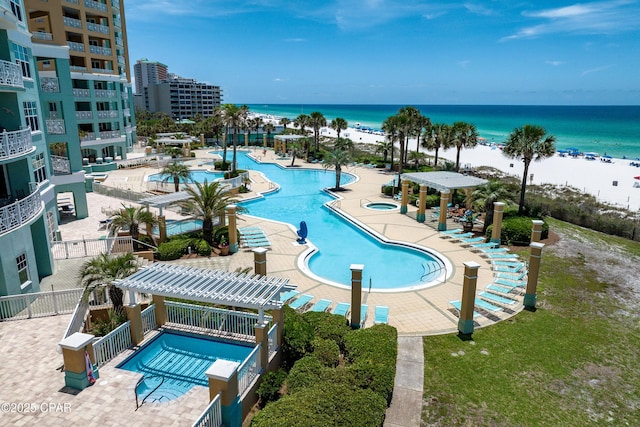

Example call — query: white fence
[238,344,262,396]
[141,304,156,335]
[0,288,83,320]
[50,236,133,260]
[62,298,90,339]
[191,393,223,427]
[93,320,132,367]
[267,323,278,359]
[165,301,270,338]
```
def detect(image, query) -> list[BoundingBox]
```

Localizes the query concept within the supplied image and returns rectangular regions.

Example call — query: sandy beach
[314,124,640,212]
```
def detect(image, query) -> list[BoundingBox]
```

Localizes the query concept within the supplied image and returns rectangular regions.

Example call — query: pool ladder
[135,374,165,410]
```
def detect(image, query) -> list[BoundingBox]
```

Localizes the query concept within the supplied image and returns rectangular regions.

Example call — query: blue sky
[124,0,640,105]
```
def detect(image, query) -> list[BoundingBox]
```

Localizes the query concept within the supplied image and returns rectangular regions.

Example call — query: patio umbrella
[634,176,640,180]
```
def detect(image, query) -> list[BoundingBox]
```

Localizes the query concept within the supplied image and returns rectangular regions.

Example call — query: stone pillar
[58,332,99,390]
[438,189,450,231]
[152,295,167,327]
[458,261,480,335]
[226,205,238,254]
[263,134,267,148]
[200,133,205,146]
[206,360,241,427]
[125,304,144,346]
[524,242,545,309]
[400,180,409,214]
[531,220,544,243]
[271,308,283,346]
[465,188,473,209]
[350,264,364,329]
[254,321,270,371]
[244,133,249,147]
[158,215,167,244]
[490,202,505,244]
[416,184,427,223]
[253,247,268,276]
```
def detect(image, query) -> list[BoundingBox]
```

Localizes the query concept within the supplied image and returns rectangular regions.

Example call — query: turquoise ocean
[246,104,640,159]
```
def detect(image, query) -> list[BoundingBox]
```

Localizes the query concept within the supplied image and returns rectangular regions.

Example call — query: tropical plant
[503,124,557,214]
[322,149,352,190]
[160,161,191,192]
[179,180,242,245]
[309,112,327,153]
[289,140,304,167]
[221,104,246,173]
[422,122,451,167]
[470,181,518,232]
[375,140,394,164]
[329,117,348,143]
[262,122,275,146]
[408,151,426,171]
[279,117,291,132]
[79,252,140,314]
[382,115,400,173]
[451,121,479,171]
[109,204,157,246]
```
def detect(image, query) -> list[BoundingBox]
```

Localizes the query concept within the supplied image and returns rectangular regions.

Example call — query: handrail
[135,374,165,410]
[131,238,157,252]
[192,393,223,427]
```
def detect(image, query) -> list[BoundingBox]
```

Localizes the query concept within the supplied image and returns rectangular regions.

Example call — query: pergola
[274,134,305,153]
[139,191,192,216]
[400,171,488,191]
[115,262,294,320]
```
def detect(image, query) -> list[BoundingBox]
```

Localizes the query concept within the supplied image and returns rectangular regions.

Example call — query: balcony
[0,128,34,161]
[92,67,114,74]
[0,185,43,237]
[86,22,110,35]
[123,108,130,117]
[67,41,85,52]
[63,16,82,29]
[80,132,95,142]
[113,18,121,28]
[89,45,112,56]
[73,88,90,97]
[95,89,116,98]
[65,0,80,4]
[84,0,107,13]
[0,60,23,89]
[70,65,87,72]
[100,130,121,139]
[117,55,125,64]
[32,32,53,41]
[97,110,119,119]
[121,91,128,99]
[51,155,71,175]
[76,111,93,120]
[40,77,59,93]
[46,119,66,135]
[115,37,123,47]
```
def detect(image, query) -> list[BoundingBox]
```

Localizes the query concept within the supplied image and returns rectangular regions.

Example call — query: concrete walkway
[384,336,425,427]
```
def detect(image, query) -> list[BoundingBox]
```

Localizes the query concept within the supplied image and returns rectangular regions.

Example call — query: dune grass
[422,218,640,426]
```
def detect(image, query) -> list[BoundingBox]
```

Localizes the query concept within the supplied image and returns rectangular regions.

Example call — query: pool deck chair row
[310,299,332,312]
[449,300,480,318]
[280,290,300,302]
[288,294,313,310]
[440,228,464,235]
[374,306,389,324]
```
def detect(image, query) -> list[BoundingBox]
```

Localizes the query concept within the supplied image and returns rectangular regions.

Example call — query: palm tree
[503,124,557,214]
[451,121,479,172]
[382,115,400,173]
[79,252,140,315]
[294,114,310,158]
[180,180,242,245]
[422,123,451,168]
[251,116,263,146]
[309,111,326,153]
[322,149,352,190]
[279,117,291,133]
[329,117,348,145]
[470,181,518,232]
[289,140,303,167]
[375,140,394,164]
[408,151,426,171]
[221,104,245,174]
[262,122,275,147]
[160,161,191,192]
[109,204,157,246]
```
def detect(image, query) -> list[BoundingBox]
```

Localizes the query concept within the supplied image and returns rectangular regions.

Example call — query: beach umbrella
[634,176,640,180]
[602,155,612,159]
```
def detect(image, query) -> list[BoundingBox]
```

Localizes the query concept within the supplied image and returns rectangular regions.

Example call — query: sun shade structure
[139,191,193,215]
[400,172,488,191]
[114,263,294,318]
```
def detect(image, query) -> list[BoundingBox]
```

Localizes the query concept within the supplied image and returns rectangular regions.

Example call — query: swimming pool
[364,202,399,211]
[147,169,225,183]
[118,331,253,403]
[210,152,449,291]
[151,219,203,236]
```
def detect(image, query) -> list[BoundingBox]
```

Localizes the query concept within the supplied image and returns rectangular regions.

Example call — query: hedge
[302,311,350,351]
[486,216,549,246]
[281,306,314,370]
[285,355,325,394]
[312,337,340,368]
[256,369,287,408]
[156,237,211,260]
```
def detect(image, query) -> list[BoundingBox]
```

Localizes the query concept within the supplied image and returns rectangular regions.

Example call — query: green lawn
[422,218,640,426]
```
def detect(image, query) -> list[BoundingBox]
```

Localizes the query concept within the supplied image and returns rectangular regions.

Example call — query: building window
[23,101,39,131]
[9,0,23,22]
[12,43,31,78]
[46,211,56,243]
[32,153,46,183]
[16,254,30,288]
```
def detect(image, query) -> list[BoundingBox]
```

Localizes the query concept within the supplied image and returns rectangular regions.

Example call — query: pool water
[151,219,203,236]
[118,331,253,402]
[147,169,224,183]
[365,202,399,210]
[210,152,447,291]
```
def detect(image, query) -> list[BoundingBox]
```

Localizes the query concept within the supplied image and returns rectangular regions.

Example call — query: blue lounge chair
[486,284,516,294]
[494,278,526,288]
[360,304,368,325]
[479,291,517,306]
[439,228,463,235]
[471,242,498,249]
[460,237,485,244]
[448,232,475,241]
[492,261,525,268]
[310,299,331,312]
[333,302,350,317]
[449,300,480,318]
[497,270,527,280]
[243,239,271,248]
[493,265,524,274]
[289,294,313,310]
[374,306,389,324]
[480,247,509,253]
[474,298,503,312]
[279,290,299,302]
[484,252,519,259]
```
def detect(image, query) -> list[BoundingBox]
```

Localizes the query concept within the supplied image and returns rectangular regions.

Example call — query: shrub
[90,309,128,336]
[382,185,394,197]
[302,311,350,351]
[312,338,340,367]
[156,239,190,260]
[486,216,549,246]
[194,239,211,256]
[281,306,315,370]
[285,356,325,394]
[256,369,287,408]
[214,160,230,171]
[425,194,440,208]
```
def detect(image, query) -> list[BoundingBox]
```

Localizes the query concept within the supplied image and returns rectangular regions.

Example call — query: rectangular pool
[117,331,253,403]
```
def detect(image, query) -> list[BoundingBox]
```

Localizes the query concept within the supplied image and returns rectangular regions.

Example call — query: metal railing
[67,41,85,52]
[62,298,90,339]
[51,155,72,175]
[63,16,82,29]
[89,45,112,56]
[32,31,53,40]
[40,77,59,92]
[141,304,156,334]
[76,110,93,120]
[0,184,42,237]
[0,288,83,321]
[191,393,223,427]
[84,0,107,12]
[0,59,23,89]
[70,65,87,71]
[97,110,119,119]
[100,130,123,139]
[46,119,66,135]
[92,182,146,203]
[0,128,33,161]
[50,236,133,260]
[267,323,278,359]
[93,320,132,367]
[165,301,269,338]
[238,344,261,396]
[73,88,91,97]
[95,89,116,98]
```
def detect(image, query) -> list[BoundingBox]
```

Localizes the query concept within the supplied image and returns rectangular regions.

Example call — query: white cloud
[581,64,614,76]
[464,2,498,16]
[545,60,564,66]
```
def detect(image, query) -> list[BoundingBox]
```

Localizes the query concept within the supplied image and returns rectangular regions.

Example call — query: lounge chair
[360,304,368,325]
[480,247,509,254]
[484,252,519,259]
[448,232,475,241]
[310,299,332,312]
[493,266,523,274]
[242,239,271,248]
[333,302,350,317]
[439,228,464,235]
[374,306,389,324]
[486,284,516,295]
[497,270,527,281]
[289,294,313,310]
[494,278,526,288]
[279,290,300,302]
[460,237,485,245]
[479,291,517,306]
[492,261,525,268]
[474,298,503,312]
[449,300,479,318]
[471,242,498,249]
